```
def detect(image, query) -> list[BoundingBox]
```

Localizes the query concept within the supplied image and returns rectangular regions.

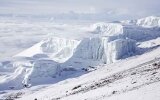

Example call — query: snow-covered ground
[0,16,160,100]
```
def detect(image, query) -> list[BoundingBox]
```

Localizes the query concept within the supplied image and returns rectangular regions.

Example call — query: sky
[0,0,160,21]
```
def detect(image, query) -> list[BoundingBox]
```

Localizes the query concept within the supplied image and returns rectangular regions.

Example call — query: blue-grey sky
[0,0,160,20]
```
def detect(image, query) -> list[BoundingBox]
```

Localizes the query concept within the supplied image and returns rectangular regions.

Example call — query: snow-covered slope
[3,45,160,100]
[0,16,160,100]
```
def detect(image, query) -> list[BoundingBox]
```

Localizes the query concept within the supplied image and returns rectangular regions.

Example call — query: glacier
[0,16,160,90]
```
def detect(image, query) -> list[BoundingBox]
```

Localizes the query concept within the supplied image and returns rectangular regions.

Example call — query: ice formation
[136,16,160,27]
[0,16,160,89]
[121,16,160,28]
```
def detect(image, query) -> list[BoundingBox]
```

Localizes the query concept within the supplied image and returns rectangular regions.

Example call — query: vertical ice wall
[104,38,136,63]
[72,37,136,64]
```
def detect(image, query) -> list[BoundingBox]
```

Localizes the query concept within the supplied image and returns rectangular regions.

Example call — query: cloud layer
[0,0,160,20]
